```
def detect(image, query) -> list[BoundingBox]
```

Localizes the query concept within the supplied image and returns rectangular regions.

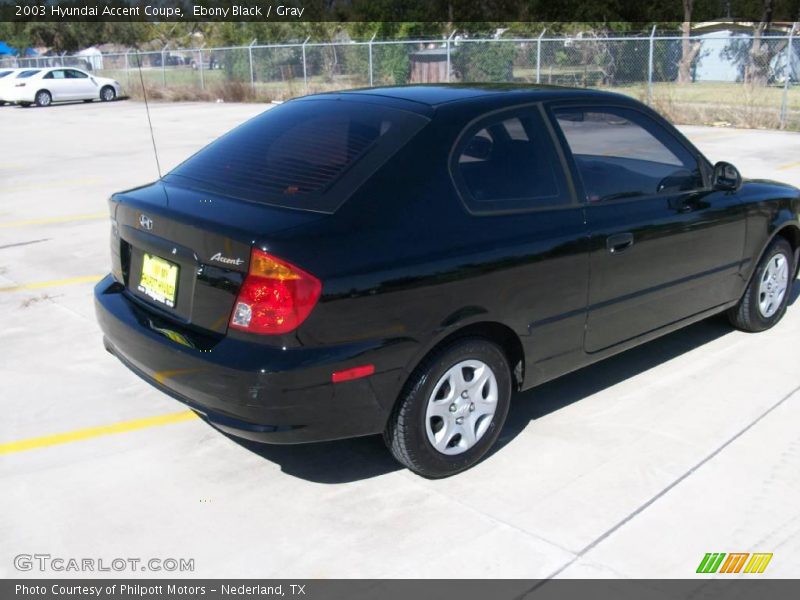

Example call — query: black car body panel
[95,84,800,444]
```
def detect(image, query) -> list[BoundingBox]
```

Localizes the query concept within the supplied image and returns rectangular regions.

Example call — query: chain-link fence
[1,29,797,129]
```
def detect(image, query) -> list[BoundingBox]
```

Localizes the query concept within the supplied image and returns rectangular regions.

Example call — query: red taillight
[229,249,321,335]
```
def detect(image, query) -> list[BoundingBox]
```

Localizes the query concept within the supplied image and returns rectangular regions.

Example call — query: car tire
[35,90,51,107]
[728,237,794,332]
[18,102,31,107]
[385,337,512,478]
[100,86,116,102]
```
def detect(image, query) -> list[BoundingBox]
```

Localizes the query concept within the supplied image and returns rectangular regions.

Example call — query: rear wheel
[35,90,51,107]
[385,338,512,478]
[100,86,116,102]
[728,237,794,332]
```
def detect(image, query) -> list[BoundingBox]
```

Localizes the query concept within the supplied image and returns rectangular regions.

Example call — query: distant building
[691,22,798,83]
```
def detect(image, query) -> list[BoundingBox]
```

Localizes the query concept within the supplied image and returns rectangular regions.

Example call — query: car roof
[300,83,635,114]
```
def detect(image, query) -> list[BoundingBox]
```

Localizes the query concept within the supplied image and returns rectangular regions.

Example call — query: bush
[452,42,514,82]
[337,43,410,86]
[374,44,410,85]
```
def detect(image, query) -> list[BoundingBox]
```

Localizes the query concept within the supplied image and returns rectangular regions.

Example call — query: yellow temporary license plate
[137,253,179,308]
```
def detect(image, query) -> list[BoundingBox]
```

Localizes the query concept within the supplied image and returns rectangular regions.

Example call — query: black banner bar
[4,580,800,600]
[2,0,800,23]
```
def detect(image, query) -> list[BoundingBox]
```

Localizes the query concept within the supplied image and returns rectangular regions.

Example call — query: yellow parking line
[777,161,800,171]
[0,410,199,455]
[0,212,106,228]
[0,274,103,292]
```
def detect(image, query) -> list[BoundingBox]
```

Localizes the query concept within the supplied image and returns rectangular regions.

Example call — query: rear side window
[166,99,428,212]
[453,111,569,213]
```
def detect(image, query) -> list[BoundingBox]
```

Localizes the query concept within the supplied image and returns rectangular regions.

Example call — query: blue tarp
[0,42,37,56]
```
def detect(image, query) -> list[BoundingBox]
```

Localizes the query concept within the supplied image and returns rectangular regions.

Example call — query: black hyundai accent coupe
[95,84,800,477]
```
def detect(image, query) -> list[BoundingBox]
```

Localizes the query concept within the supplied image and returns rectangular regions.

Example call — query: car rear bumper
[94,275,407,444]
[6,87,32,103]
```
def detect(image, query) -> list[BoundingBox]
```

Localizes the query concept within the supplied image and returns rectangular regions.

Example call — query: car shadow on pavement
[227,430,403,483]
[7,98,128,109]
[231,281,799,484]
[494,279,800,457]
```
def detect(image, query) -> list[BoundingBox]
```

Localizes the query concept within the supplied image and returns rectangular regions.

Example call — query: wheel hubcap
[758,252,789,318]
[38,93,50,105]
[425,359,498,455]
[104,89,114,100]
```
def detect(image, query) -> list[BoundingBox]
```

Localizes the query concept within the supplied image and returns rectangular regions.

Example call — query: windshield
[164,98,428,212]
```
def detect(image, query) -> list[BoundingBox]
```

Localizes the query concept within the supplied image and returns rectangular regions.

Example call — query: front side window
[454,111,569,213]
[553,107,702,203]
[66,69,88,79]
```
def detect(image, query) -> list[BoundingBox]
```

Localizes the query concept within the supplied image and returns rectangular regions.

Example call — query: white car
[0,68,22,105]
[7,67,122,107]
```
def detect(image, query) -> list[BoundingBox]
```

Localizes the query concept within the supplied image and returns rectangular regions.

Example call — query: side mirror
[713,161,742,191]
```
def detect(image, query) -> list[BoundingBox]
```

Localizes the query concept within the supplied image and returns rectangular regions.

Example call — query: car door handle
[606,232,634,254]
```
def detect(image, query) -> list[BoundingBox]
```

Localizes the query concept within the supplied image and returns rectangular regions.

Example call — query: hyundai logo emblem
[139,214,153,230]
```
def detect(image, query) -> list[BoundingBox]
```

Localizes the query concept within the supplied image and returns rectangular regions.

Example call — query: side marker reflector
[331,365,375,383]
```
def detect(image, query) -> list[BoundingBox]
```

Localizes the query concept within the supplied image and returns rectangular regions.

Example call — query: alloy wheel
[757,252,789,318]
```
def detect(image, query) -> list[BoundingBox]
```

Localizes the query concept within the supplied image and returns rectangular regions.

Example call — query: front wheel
[100,86,116,102]
[385,338,512,478]
[729,237,794,332]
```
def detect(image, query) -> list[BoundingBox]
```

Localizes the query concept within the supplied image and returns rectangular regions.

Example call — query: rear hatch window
[164,98,428,213]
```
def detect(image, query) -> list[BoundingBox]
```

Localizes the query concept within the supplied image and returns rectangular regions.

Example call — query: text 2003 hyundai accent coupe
[95,85,800,477]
